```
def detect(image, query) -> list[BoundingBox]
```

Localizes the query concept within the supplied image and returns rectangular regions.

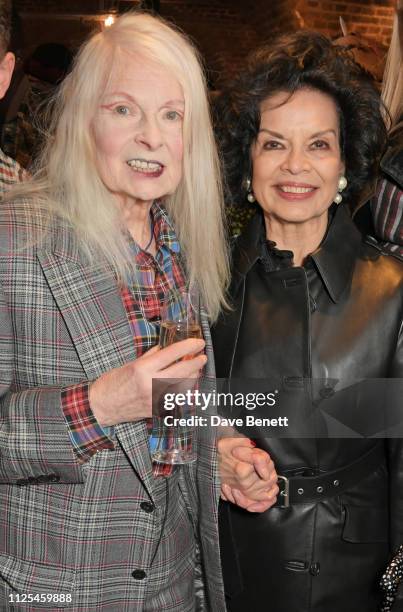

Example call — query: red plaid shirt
[61,202,187,476]
[0,148,27,192]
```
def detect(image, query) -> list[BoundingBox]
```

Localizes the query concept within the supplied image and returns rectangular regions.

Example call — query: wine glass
[151,289,202,464]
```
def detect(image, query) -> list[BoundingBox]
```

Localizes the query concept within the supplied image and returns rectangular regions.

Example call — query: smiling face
[251,88,345,227]
[91,54,184,211]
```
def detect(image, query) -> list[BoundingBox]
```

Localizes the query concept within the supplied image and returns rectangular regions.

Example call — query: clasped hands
[218,436,279,513]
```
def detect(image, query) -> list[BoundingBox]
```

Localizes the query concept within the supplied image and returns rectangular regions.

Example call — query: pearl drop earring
[334,175,347,205]
[245,177,255,203]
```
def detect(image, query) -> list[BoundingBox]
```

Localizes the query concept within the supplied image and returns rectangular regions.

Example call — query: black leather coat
[212,205,403,612]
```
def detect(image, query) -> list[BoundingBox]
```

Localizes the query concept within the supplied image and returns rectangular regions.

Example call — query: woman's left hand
[218,437,279,513]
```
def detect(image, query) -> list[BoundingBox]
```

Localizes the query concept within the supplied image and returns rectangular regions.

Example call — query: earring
[245,177,255,203]
[334,175,347,205]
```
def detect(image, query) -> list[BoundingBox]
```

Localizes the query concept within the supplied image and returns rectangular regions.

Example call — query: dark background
[12,0,394,87]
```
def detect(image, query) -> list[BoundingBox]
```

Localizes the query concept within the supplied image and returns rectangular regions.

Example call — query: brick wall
[12,0,396,84]
[297,0,395,46]
[237,0,395,47]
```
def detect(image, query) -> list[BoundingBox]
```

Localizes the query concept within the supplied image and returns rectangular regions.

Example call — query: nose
[136,116,163,150]
[280,146,310,174]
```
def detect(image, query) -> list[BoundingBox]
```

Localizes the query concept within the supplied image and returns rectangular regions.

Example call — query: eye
[310,139,329,149]
[115,105,130,116]
[165,110,182,121]
[262,140,283,150]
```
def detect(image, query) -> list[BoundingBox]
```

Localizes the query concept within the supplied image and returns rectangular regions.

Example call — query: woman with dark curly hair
[213,31,403,612]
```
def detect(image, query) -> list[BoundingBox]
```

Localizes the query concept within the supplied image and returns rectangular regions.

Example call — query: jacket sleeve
[370,178,403,260]
[0,286,114,484]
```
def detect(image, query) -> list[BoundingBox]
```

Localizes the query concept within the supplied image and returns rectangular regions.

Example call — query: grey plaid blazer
[0,199,226,611]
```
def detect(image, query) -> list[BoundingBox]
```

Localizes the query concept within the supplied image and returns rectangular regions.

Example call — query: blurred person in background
[0,0,25,190]
[0,42,73,169]
[371,0,403,259]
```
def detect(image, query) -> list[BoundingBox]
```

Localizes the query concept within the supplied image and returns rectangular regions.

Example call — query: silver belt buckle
[277,476,290,508]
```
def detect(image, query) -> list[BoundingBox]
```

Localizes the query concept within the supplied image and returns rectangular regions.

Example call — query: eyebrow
[258,128,337,139]
[164,99,185,108]
[102,92,185,107]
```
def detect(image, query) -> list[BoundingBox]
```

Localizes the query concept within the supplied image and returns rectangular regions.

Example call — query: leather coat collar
[231,204,363,303]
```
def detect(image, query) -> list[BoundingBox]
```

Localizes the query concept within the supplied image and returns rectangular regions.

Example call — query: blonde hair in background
[382,6,403,128]
[8,12,229,321]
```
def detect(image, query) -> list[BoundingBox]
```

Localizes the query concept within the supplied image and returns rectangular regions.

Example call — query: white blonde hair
[382,9,403,128]
[9,11,229,321]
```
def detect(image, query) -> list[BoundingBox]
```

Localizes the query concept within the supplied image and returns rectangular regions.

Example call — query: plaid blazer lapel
[37,225,156,500]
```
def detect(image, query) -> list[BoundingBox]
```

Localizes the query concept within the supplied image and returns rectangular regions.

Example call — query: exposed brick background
[12,0,396,85]
[297,0,394,46]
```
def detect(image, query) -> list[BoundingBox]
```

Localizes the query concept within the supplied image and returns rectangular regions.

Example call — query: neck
[118,196,154,250]
[263,212,328,266]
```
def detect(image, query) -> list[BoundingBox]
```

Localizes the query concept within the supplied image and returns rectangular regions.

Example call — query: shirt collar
[233,205,362,303]
[127,201,181,259]
[152,201,181,254]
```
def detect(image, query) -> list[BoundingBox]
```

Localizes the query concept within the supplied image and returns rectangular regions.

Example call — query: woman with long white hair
[0,11,231,610]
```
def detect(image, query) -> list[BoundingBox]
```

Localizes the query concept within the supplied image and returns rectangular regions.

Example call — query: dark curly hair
[214,31,387,212]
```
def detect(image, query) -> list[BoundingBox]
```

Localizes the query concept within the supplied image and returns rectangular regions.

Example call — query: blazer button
[140,501,155,513]
[48,473,60,483]
[132,569,147,580]
[309,562,320,576]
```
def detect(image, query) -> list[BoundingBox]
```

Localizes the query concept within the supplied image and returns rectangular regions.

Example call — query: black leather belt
[275,442,384,507]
